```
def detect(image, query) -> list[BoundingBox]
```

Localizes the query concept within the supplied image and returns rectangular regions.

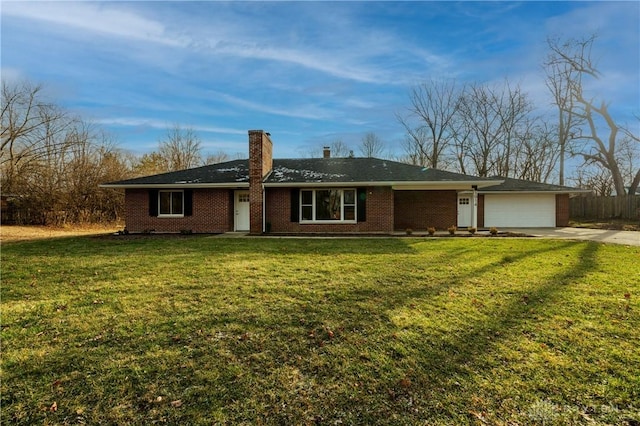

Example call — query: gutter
[479,189,593,195]
[263,180,502,189]
[99,182,250,189]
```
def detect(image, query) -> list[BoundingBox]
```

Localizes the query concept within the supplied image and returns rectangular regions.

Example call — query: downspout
[262,170,272,234]
[472,185,478,229]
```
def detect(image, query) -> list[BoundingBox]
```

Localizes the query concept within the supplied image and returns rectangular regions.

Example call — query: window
[459,197,470,205]
[300,189,356,222]
[159,190,184,216]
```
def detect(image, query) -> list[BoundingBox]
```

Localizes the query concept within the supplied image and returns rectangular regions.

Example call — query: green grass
[2,235,639,425]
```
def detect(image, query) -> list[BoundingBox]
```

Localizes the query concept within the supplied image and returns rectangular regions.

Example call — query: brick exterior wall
[393,190,457,231]
[265,186,394,233]
[249,130,273,234]
[124,188,234,233]
[556,194,570,227]
[477,194,485,228]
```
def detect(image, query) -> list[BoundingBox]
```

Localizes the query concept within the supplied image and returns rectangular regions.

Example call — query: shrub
[467,227,477,235]
[489,227,498,236]
[427,227,436,236]
[405,228,413,235]
[115,228,129,236]
[180,229,193,235]
[448,225,457,235]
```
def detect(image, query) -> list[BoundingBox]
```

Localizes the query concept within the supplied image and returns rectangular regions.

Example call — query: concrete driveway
[506,227,640,246]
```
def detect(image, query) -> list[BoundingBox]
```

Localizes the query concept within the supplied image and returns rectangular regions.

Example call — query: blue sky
[2,1,639,160]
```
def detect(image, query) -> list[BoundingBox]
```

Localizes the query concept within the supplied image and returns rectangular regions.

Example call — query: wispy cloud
[209,41,386,84]
[3,1,636,158]
[2,2,185,47]
[210,91,335,121]
[3,1,448,86]
[0,67,25,84]
[93,117,246,136]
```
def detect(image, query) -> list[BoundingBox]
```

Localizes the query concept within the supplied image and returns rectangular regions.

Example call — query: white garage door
[484,194,556,227]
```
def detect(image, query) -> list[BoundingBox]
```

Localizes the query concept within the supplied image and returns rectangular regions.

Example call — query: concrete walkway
[505,227,640,246]
[213,228,639,246]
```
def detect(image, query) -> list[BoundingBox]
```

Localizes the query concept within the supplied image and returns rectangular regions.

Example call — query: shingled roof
[102,160,250,187]
[102,157,500,188]
[266,158,497,184]
[480,177,591,193]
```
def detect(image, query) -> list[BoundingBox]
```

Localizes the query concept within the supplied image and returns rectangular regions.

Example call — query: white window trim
[300,188,357,224]
[158,190,185,218]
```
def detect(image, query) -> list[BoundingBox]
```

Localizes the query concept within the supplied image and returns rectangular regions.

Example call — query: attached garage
[477,177,590,228]
[483,193,556,227]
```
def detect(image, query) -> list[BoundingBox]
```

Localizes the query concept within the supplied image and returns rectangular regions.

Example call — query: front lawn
[2,235,639,425]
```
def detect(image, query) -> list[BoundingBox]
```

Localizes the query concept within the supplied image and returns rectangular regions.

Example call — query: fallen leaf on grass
[469,410,487,423]
[399,377,412,389]
[171,400,183,408]
[50,402,57,412]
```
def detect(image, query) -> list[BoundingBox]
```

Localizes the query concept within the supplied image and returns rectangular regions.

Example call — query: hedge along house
[101,130,587,234]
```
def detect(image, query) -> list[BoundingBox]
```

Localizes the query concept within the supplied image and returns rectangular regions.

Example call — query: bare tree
[453,81,535,178]
[205,150,230,165]
[570,163,614,196]
[513,120,560,182]
[158,124,202,171]
[329,139,351,158]
[617,134,640,194]
[398,79,548,177]
[544,36,587,185]
[133,152,168,177]
[1,81,75,192]
[397,79,462,169]
[490,80,534,178]
[400,128,431,166]
[547,35,639,195]
[359,132,385,158]
[1,80,131,224]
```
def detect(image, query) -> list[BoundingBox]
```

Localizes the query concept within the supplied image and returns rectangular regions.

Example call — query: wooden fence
[570,195,640,220]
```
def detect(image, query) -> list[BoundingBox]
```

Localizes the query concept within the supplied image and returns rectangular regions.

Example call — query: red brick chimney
[323,146,331,158]
[248,130,273,234]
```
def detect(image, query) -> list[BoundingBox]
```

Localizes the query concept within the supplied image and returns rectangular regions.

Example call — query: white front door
[457,194,473,228]
[234,191,250,231]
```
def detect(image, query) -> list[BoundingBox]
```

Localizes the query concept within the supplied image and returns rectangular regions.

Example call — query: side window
[301,190,313,220]
[159,191,184,216]
[344,189,356,220]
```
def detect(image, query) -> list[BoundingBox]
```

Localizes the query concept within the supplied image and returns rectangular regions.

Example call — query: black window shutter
[149,190,158,216]
[357,188,366,222]
[290,188,300,222]
[184,190,193,216]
